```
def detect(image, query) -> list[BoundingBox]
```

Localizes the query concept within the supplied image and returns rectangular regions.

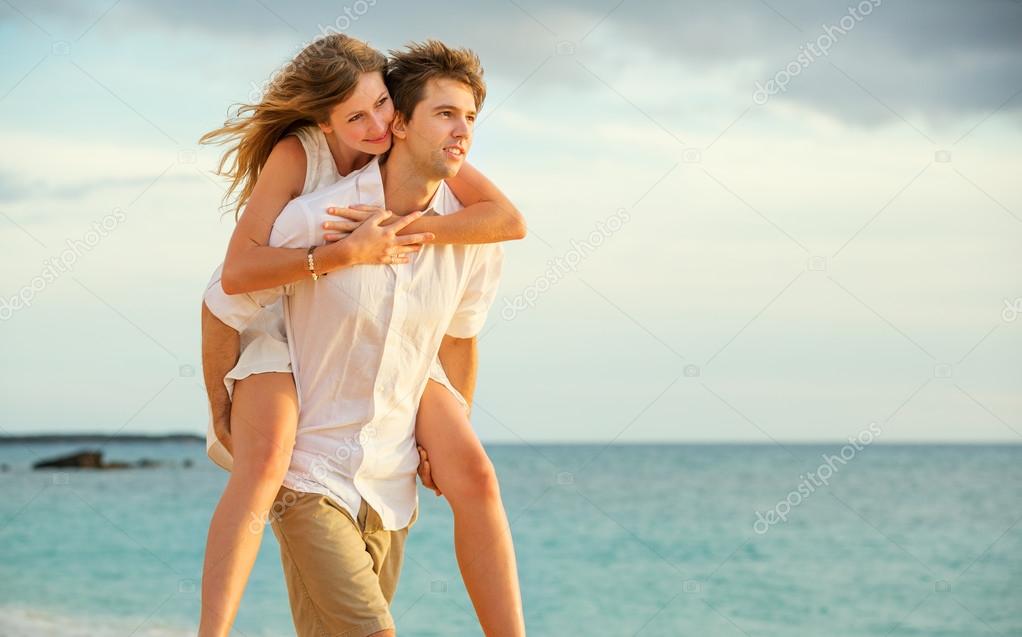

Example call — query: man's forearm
[201,301,240,427]
[437,335,479,409]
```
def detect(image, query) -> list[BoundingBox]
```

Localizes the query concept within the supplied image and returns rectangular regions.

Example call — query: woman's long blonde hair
[200,34,387,218]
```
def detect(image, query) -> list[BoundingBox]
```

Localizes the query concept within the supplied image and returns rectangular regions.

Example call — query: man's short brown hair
[386,40,486,121]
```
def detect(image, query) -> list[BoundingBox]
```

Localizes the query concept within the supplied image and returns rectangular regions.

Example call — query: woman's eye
[376,97,388,107]
[348,114,363,122]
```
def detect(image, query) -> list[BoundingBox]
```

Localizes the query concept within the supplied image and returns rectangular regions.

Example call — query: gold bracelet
[306,246,319,281]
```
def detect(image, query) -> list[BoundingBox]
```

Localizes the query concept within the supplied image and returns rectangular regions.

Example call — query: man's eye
[439,111,451,117]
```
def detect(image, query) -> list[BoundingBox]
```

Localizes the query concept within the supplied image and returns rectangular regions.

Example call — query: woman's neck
[323,130,373,176]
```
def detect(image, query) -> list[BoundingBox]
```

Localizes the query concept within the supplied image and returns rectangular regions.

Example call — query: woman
[198,35,527,637]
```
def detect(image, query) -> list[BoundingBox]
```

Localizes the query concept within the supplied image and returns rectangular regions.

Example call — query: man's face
[396,78,477,180]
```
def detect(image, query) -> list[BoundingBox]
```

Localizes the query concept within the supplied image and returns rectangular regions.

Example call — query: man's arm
[201,301,240,452]
[437,244,504,410]
[437,334,479,411]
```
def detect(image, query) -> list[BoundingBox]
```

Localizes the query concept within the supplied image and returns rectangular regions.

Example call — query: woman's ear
[317,120,333,135]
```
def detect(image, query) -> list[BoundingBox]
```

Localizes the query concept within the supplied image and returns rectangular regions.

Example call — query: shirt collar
[363,158,458,217]
[353,157,385,207]
[422,180,456,217]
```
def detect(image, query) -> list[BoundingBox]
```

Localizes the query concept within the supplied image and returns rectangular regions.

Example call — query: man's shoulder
[283,158,383,216]
[271,163,381,247]
[286,173,357,213]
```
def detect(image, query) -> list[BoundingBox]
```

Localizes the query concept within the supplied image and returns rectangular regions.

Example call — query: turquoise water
[0,442,1019,636]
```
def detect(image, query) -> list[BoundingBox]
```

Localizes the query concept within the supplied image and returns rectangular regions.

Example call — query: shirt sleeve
[202,200,313,332]
[446,244,504,338]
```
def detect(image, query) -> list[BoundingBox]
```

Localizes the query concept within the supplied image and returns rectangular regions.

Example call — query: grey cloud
[7,0,1021,128]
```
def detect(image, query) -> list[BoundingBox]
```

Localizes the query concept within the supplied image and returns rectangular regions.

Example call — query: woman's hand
[322,205,434,266]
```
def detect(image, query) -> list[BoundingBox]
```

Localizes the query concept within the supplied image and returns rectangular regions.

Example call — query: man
[203,42,501,636]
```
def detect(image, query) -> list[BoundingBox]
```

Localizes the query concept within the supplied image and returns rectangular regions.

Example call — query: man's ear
[391,112,408,140]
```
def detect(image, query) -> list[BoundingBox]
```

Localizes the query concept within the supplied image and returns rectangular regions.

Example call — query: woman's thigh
[415,380,495,495]
[230,372,299,473]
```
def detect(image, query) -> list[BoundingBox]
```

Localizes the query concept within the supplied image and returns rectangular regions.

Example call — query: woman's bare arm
[423,161,526,243]
[220,138,434,295]
[219,137,319,294]
[324,161,526,245]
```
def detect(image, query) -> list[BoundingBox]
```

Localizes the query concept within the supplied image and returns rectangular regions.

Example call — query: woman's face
[320,71,395,155]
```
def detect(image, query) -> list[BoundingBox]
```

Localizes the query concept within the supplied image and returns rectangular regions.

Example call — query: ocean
[1,441,1019,636]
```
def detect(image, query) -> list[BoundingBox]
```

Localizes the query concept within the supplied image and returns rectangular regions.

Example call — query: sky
[1,0,1020,442]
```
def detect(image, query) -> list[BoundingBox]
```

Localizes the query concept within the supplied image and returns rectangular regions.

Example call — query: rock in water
[33,450,104,469]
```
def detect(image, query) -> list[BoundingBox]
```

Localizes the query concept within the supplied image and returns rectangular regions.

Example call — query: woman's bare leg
[415,380,526,637]
[198,372,298,637]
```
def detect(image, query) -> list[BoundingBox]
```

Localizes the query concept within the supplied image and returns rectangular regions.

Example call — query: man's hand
[213,409,233,455]
[417,444,441,496]
[201,301,239,457]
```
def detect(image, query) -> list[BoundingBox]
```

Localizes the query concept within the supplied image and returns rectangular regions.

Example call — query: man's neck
[380,149,443,216]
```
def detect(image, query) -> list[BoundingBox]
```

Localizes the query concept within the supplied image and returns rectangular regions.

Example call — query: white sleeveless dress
[205,125,466,471]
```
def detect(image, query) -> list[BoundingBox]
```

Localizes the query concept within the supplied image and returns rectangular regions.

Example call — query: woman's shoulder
[286,125,323,152]
[286,125,339,194]
[261,135,307,199]
[272,133,307,159]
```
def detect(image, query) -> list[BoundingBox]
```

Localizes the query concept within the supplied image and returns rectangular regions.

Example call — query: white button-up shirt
[203,157,503,530]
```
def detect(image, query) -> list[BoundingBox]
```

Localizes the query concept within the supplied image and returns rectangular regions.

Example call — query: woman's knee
[235,436,294,482]
[443,450,501,504]
[230,373,298,480]
[231,416,295,481]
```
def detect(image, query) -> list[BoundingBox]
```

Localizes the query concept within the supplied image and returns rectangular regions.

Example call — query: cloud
[6,0,1020,129]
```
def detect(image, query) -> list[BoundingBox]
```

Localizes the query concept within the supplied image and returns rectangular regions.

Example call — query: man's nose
[451,117,470,138]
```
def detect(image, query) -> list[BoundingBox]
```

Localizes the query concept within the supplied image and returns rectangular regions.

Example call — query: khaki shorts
[269,486,416,637]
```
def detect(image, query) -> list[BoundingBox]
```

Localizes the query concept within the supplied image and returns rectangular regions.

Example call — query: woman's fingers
[327,206,374,221]
[396,232,434,246]
[322,219,360,232]
[388,209,426,231]
[388,245,422,256]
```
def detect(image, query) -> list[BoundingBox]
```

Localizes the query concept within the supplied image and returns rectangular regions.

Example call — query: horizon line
[1,432,1020,446]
